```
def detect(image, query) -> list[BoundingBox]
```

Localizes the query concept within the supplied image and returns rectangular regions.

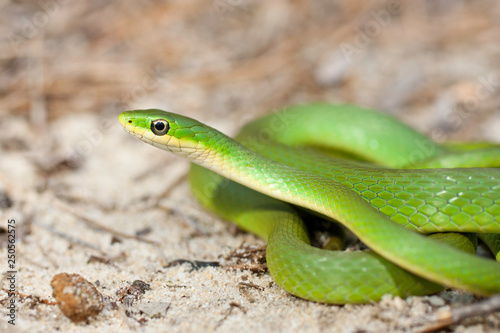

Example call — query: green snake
[119,103,500,304]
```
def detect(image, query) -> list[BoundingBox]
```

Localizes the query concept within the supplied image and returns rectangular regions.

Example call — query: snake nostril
[128,120,132,124]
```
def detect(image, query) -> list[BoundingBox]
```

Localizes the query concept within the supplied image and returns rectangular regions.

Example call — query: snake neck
[183,130,356,224]
[191,131,286,181]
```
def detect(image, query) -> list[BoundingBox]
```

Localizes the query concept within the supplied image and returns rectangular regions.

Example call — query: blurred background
[1,1,500,331]
[2,0,500,138]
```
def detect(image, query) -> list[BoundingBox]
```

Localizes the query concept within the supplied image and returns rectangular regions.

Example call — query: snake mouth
[118,111,130,127]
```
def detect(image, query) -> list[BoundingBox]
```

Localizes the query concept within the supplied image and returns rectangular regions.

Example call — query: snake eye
[151,119,170,136]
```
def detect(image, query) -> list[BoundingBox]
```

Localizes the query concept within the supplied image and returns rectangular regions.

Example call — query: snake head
[119,109,217,157]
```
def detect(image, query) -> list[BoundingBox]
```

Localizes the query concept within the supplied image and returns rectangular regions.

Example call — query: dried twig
[418,295,500,332]
[214,302,247,330]
[53,199,158,245]
[165,259,220,272]
[238,282,264,291]
[35,221,104,254]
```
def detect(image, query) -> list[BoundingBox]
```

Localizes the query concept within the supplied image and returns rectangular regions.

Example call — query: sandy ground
[1,1,500,332]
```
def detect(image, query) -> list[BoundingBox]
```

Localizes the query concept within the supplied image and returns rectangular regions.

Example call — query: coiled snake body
[119,104,500,304]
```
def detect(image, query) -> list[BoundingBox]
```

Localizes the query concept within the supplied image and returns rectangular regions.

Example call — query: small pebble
[136,301,170,318]
[392,296,407,311]
[117,280,151,307]
[428,295,445,307]
[51,273,104,322]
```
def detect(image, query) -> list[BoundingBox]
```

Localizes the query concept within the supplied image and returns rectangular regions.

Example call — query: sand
[1,1,500,332]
